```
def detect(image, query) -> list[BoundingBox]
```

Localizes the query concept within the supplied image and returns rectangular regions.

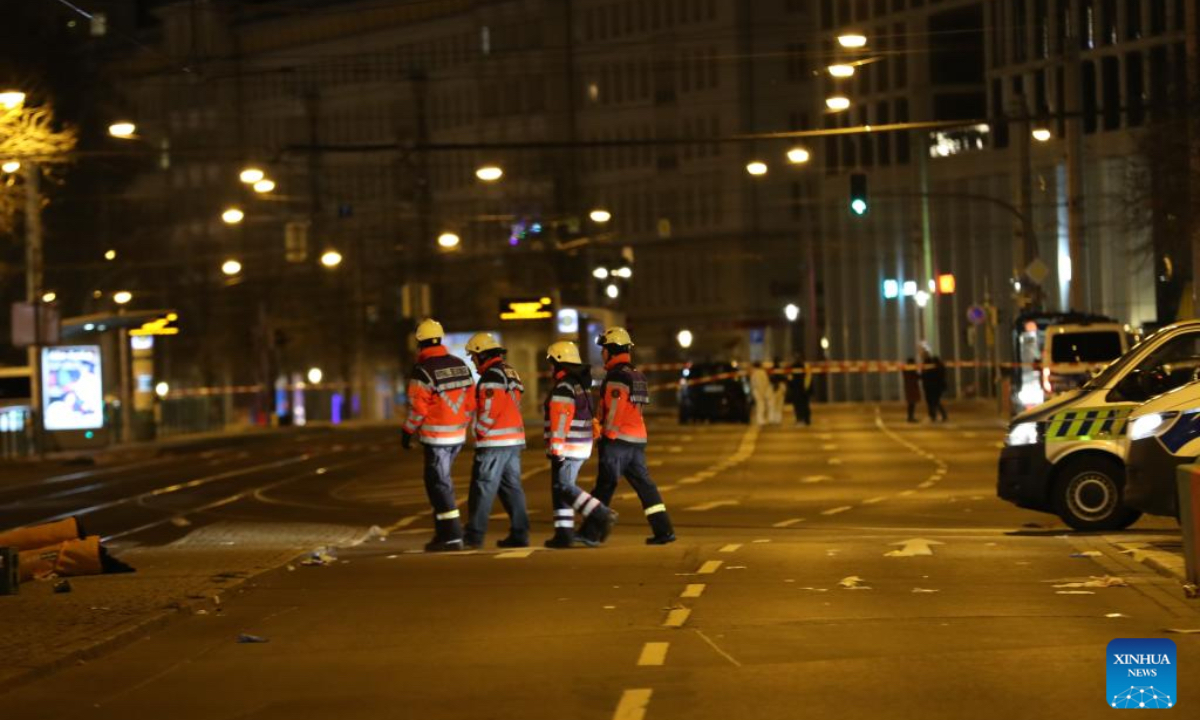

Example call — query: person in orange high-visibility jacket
[542,341,617,549]
[462,332,530,549]
[580,327,676,545]
[402,319,476,552]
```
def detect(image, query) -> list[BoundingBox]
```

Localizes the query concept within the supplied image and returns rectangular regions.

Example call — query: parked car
[678,363,750,424]
[1124,377,1200,520]
[1041,321,1129,397]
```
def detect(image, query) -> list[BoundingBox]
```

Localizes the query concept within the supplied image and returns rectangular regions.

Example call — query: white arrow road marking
[613,689,653,720]
[685,500,740,512]
[884,538,945,557]
[821,506,853,516]
[637,643,669,666]
[772,518,806,527]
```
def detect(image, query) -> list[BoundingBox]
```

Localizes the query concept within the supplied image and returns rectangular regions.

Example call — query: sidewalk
[0,520,370,693]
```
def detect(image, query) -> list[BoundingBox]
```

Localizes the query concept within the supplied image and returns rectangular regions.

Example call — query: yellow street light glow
[108,122,137,138]
[307,367,324,385]
[2,160,19,173]
[154,382,170,399]
[826,96,852,111]
[221,259,243,276]
[828,64,856,78]
[837,34,867,49]
[787,147,811,164]
[437,232,461,249]
[589,209,612,223]
[104,249,117,261]
[746,161,768,176]
[677,329,694,349]
[0,91,26,110]
[239,167,265,184]
[475,165,503,182]
[113,291,133,305]
[320,249,343,268]
[1031,128,1052,142]
[613,267,633,279]
[593,267,609,280]
[784,303,801,322]
[221,207,245,224]
[605,283,620,299]
[252,178,275,193]
[42,291,56,303]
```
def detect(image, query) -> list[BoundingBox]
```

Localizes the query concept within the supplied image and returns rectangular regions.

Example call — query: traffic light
[849,172,868,216]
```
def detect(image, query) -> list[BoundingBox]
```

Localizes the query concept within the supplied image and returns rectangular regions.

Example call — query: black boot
[497,534,529,548]
[424,538,464,552]
[577,508,618,547]
[543,528,575,549]
[645,510,676,545]
[428,514,465,552]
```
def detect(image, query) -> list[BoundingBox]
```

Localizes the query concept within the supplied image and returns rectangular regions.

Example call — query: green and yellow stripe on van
[1045,406,1136,442]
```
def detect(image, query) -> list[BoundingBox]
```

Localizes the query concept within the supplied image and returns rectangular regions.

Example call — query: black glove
[401,431,414,450]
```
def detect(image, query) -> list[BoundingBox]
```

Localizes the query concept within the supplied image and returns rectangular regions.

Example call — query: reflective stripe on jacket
[599,354,650,444]
[474,357,526,448]
[403,345,476,445]
[543,370,594,459]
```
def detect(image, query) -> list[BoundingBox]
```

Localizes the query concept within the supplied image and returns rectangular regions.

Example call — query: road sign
[499,297,553,321]
[967,305,987,325]
[10,302,60,347]
[1025,257,1050,285]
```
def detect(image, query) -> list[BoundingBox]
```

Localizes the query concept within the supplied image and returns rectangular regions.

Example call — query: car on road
[1123,378,1200,520]
[678,362,750,424]
[998,320,1200,530]
[1041,321,1129,398]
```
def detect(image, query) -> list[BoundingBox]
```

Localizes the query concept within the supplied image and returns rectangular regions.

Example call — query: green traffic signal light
[849,172,868,217]
[851,198,868,215]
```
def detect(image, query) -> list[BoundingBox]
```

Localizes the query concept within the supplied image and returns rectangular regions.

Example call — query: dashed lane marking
[772,518,806,527]
[697,560,723,575]
[637,642,670,667]
[681,584,706,598]
[679,477,704,485]
[685,500,740,512]
[802,475,833,484]
[827,458,844,466]
[821,444,839,451]
[496,550,536,559]
[899,489,917,497]
[821,506,853,516]
[862,497,887,505]
[719,543,742,553]
[918,481,936,489]
[613,689,653,720]
[664,608,692,627]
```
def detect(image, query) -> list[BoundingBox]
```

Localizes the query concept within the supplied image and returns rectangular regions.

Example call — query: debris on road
[1053,576,1129,589]
[1105,613,1129,618]
[911,588,940,593]
[366,525,387,541]
[236,633,269,644]
[1056,590,1096,595]
[301,547,338,566]
[1164,628,1200,634]
[839,576,871,590]
[885,538,944,557]
[52,579,72,594]
[1070,551,1102,558]
[0,517,135,581]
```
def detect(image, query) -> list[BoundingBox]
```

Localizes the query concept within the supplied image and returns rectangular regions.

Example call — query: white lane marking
[802,474,833,484]
[695,471,716,479]
[496,550,536,559]
[681,583,706,598]
[697,560,723,574]
[694,629,743,667]
[719,543,742,553]
[772,518,806,527]
[862,496,887,505]
[685,500,740,512]
[637,642,669,666]
[647,460,665,467]
[393,528,429,535]
[918,481,936,489]
[389,515,421,530]
[679,477,704,485]
[667,446,683,453]
[821,506,853,516]
[899,489,917,497]
[613,689,653,720]
[827,458,844,466]
[520,466,550,480]
[821,444,839,451]
[664,608,691,627]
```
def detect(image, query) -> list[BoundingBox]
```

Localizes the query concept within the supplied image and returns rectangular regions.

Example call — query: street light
[320,249,343,268]
[593,267,610,280]
[221,259,242,276]
[746,161,768,176]
[589,209,612,223]
[837,33,867,48]
[605,283,620,299]
[1,160,19,173]
[475,165,503,182]
[239,167,265,184]
[0,91,26,110]
[825,96,851,111]
[221,207,245,224]
[107,122,137,139]
[784,303,800,322]
[828,64,856,78]
[786,147,811,164]
[613,267,633,279]
[104,249,117,261]
[154,382,170,399]
[113,290,133,305]
[677,329,694,349]
[41,291,56,303]
[915,290,930,308]
[252,178,276,193]
[437,232,461,249]
[1031,128,1052,142]
[307,367,324,385]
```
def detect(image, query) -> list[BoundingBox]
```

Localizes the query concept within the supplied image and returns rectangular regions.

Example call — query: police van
[1124,376,1200,520]
[998,320,1200,530]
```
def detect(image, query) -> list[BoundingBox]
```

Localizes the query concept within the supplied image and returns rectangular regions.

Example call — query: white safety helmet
[546,341,583,365]
[596,326,634,347]
[466,332,503,355]
[415,318,445,342]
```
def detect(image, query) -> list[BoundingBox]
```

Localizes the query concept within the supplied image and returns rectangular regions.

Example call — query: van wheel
[1052,456,1141,531]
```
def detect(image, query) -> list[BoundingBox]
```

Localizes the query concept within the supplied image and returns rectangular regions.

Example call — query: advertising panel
[41,345,104,431]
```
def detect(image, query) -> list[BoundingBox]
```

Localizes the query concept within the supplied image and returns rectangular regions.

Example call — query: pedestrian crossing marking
[681,583,706,598]
[697,560,723,574]
[685,500,740,512]
[637,642,670,666]
[719,543,742,553]
[613,689,653,720]
[663,608,691,627]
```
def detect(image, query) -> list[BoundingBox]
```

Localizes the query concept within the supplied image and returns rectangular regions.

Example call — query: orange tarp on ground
[18,536,104,582]
[0,517,83,551]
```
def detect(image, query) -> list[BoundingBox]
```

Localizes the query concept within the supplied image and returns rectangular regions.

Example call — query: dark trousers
[906,401,919,422]
[592,440,665,513]
[465,447,530,544]
[423,444,464,540]
[793,397,811,426]
[926,392,948,421]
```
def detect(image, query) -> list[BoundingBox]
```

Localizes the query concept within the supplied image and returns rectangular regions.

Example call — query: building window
[1101,0,1116,44]
[821,0,834,29]
[876,102,891,165]
[1014,0,1027,63]
[856,0,869,21]
[1126,0,1142,39]
[1101,56,1120,130]
[895,98,910,163]
[1082,60,1098,133]
[1080,0,1095,48]
[1149,0,1165,33]
[1034,0,1048,58]
[876,27,890,90]
[1126,50,1144,126]
[824,116,839,174]
[894,23,907,87]
[859,109,875,166]
[786,43,808,82]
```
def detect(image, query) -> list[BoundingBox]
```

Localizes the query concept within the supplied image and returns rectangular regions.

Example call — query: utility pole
[1188,0,1200,317]
[1063,18,1086,310]
[23,163,44,456]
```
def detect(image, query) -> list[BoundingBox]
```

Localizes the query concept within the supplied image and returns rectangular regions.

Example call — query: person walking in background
[768,358,787,425]
[903,358,922,423]
[921,355,949,422]
[787,359,813,426]
[749,362,771,426]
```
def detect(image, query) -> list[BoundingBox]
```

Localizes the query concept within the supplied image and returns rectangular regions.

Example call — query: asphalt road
[2,405,1196,719]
